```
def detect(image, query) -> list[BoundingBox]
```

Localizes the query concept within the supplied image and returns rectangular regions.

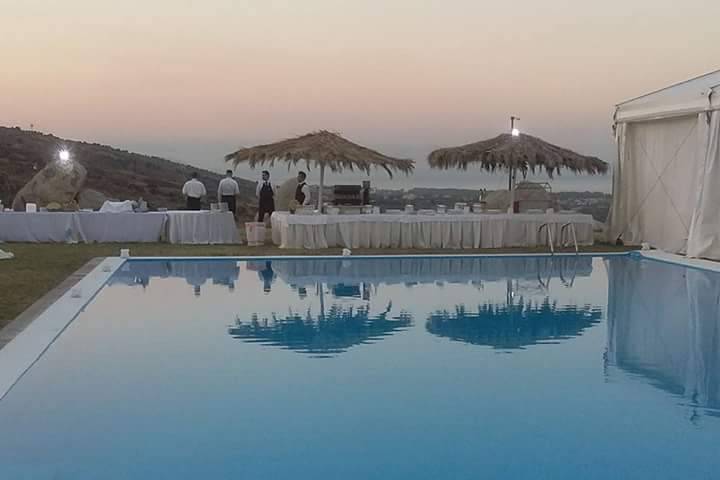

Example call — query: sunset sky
[2,0,719,190]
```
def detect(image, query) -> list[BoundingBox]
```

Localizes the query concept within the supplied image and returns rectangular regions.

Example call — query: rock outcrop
[12,159,87,211]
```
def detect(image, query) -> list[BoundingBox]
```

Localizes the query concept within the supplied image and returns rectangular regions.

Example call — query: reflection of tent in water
[606,257,720,419]
[427,299,602,350]
[109,260,240,293]
[228,303,412,357]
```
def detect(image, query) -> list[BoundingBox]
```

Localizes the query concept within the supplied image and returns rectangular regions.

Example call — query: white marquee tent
[608,69,720,259]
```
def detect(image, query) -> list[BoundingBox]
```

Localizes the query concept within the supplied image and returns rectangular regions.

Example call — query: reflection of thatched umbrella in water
[426,299,602,350]
[225,130,414,210]
[228,303,412,357]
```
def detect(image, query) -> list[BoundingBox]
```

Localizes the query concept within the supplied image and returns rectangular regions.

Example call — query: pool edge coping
[634,250,720,272]
[126,251,632,261]
[0,258,105,351]
[0,257,126,401]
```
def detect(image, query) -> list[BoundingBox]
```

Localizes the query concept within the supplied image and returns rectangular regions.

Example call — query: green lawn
[0,242,633,328]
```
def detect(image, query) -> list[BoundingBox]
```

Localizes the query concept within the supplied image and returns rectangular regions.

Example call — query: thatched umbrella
[225,130,414,209]
[428,132,608,210]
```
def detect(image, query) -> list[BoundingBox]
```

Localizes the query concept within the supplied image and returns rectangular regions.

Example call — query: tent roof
[616,69,720,123]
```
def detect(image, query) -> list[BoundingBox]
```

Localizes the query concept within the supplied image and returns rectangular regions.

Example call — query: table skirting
[165,211,240,245]
[0,213,78,243]
[270,212,594,250]
[0,211,239,244]
[74,212,167,243]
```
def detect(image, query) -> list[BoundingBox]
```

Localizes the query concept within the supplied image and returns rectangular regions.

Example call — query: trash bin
[245,222,266,246]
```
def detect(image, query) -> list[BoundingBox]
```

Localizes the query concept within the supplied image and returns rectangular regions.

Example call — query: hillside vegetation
[0,127,257,217]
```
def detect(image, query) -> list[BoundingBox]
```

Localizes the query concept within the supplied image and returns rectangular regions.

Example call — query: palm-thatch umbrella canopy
[225,130,414,209]
[428,133,608,208]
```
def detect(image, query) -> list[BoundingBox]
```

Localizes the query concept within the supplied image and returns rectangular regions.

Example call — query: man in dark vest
[256,170,275,222]
[295,171,311,206]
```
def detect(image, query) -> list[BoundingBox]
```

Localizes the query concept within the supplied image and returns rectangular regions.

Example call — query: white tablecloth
[74,212,167,243]
[99,200,135,213]
[0,211,238,244]
[0,212,77,243]
[165,211,240,245]
[270,212,594,249]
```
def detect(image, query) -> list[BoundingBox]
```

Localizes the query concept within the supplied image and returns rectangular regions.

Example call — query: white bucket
[245,222,266,246]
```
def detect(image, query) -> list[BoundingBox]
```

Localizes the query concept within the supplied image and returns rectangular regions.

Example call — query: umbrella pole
[318,282,325,321]
[318,165,325,212]
[508,167,516,213]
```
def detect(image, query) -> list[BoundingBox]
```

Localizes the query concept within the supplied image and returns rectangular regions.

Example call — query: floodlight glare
[58,150,70,162]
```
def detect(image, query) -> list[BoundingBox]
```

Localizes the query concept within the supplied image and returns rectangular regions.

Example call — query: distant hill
[0,127,257,218]
[374,187,611,221]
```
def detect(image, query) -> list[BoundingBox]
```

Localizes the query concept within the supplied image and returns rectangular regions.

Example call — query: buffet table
[74,212,167,243]
[0,211,239,244]
[270,212,594,249]
[165,211,240,245]
[0,212,78,243]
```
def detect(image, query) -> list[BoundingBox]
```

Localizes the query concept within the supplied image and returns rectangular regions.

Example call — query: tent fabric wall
[610,71,720,258]
[608,114,705,253]
[687,111,720,258]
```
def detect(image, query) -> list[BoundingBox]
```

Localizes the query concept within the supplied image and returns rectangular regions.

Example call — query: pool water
[0,255,719,479]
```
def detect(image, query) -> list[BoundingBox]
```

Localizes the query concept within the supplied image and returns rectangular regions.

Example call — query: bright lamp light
[511,128,520,137]
[58,150,70,162]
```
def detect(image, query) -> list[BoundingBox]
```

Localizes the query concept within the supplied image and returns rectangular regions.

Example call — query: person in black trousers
[217,170,240,216]
[256,170,275,222]
[182,172,206,210]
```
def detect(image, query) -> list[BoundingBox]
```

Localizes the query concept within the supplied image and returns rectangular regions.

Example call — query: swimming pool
[0,253,718,479]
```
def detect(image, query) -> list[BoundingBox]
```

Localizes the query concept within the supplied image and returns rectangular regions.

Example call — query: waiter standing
[295,171,311,206]
[182,172,206,210]
[218,170,240,216]
[256,170,276,222]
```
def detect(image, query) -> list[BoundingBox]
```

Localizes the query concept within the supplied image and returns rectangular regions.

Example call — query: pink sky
[2,0,719,188]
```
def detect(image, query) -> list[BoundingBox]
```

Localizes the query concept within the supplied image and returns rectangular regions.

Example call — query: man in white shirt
[218,170,240,216]
[182,172,207,210]
[295,171,311,206]
[256,170,276,222]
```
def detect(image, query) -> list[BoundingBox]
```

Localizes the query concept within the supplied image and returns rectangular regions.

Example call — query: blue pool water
[1,255,719,479]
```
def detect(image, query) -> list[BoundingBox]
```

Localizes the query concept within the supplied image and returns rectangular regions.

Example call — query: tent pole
[318,165,325,212]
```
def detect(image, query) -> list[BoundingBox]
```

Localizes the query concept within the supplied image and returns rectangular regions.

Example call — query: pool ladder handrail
[538,223,555,254]
[560,222,579,254]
